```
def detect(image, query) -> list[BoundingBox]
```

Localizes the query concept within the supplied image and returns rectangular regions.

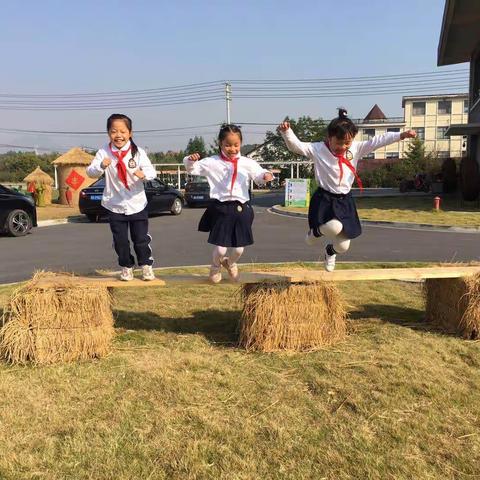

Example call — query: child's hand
[188,153,201,161]
[133,169,145,179]
[401,130,417,140]
[263,172,274,182]
[277,121,290,133]
[101,158,112,169]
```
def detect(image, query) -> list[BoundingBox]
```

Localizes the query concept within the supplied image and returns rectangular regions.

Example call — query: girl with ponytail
[279,108,416,271]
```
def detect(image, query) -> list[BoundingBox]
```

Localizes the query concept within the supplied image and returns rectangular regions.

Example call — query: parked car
[0,183,37,236]
[79,177,184,222]
[184,176,212,207]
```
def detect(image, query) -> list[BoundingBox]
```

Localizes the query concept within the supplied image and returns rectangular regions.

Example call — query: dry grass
[0,262,479,479]
[425,274,480,339]
[0,272,114,364]
[36,203,81,221]
[240,281,346,351]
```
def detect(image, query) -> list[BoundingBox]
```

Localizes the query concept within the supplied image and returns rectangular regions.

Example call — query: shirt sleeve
[244,158,272,185]
[137,149,157,181]
[86,149,106,178]
[356,132,402,158]
[183,155,210,176]
[280,128,315,158]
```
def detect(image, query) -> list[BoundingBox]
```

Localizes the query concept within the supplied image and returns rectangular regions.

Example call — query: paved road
[1,193,479,284]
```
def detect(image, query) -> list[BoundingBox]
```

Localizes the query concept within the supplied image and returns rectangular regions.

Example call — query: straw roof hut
[23,166,54,205]
[52,148,96,206]
[52,147,94,166]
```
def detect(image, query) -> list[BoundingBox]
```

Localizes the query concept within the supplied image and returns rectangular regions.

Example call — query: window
[362,152,375,160]
[387,127,400,133]
[438,100,451,115]
[386,152,399,159]
[437,126,449,139]
[416,127,425,140]
[412,102,426,115]
[363,128,375,140]
[464,99,469,114]
[437,151,450,159]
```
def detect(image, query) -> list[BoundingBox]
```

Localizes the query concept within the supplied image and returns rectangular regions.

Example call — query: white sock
[212,246,228,267]
[228,247,244,264]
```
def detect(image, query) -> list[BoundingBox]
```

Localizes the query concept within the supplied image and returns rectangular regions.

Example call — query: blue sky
[0,0,468,152]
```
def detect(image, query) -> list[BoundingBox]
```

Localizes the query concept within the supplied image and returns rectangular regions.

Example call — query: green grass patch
[282,195,480,227]
[0,263,479,479]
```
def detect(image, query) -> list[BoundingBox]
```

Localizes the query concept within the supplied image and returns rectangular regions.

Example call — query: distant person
[184,124,274,283]
[86,114,157,281]
[279,109,416,272]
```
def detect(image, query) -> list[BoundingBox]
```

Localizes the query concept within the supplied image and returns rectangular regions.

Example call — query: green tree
[0,151,58,182]
[390,137,437,181]
[257,116,327,164]
[185,136,207,158]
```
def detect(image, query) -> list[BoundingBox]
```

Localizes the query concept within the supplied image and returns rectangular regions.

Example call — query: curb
[37,216,86,228]
[270,205,480,234]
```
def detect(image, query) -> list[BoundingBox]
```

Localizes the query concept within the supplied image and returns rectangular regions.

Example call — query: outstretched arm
[278,121,315,158]
[357,130,417,158]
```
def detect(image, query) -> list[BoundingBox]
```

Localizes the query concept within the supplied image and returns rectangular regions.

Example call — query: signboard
[285,178,310,208]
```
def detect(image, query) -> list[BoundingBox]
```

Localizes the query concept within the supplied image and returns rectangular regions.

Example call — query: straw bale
[425,275,480,339]
[52,147,94,166]
[23,166,54,185]
[0,272,114,364]
[239,281,347,352]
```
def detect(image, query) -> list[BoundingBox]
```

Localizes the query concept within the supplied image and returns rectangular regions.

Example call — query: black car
[0,184,37,236]
[79,177,184,222]
[184,176,212,207]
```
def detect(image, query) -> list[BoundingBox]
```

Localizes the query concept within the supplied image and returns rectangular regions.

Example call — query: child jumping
[87,113,157,281]
[279,109,416,271]
[184,124,274,283]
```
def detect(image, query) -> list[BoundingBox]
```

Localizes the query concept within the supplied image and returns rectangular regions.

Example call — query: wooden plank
[31,266,480,289]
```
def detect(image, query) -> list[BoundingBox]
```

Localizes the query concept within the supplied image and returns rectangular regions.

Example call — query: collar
[110,140,131,153]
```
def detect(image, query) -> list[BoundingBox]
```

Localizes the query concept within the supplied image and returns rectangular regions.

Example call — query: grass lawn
[0,262,479,479]
[282,195,480,227]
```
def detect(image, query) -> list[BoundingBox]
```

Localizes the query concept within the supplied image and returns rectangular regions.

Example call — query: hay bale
[0,272,114,364]
[239,281,347,352]
[425,275,480,339]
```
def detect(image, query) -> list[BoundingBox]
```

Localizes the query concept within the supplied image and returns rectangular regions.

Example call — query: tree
[257,116,327,164]
[391,137,437,181]
[185,136,207,158]
[0,151,58,182]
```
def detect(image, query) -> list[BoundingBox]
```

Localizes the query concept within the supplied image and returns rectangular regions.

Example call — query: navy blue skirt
[308,187,362,239]
[199,200,254,247]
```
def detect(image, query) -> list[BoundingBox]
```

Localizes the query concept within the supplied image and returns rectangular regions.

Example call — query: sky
[0,0,469,153]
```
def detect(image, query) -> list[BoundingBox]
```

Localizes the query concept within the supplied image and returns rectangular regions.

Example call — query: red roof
[364,104,387,121]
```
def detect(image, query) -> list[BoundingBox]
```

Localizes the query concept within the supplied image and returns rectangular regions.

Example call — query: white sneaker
[120,267,134,281]
[209,264,222,284]
[141,265,155,281]
[324,251,336,272]
[305,229,321,246]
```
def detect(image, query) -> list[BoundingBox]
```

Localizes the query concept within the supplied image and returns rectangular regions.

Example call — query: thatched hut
[52,148,95,205]
[23,166,54,206]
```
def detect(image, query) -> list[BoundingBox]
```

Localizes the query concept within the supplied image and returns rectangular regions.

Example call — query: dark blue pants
[108,208,153,268]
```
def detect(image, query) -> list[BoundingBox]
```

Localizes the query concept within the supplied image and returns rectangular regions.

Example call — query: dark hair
[327,108,358,139]
[218,123,243,144]
[107,113,138,159]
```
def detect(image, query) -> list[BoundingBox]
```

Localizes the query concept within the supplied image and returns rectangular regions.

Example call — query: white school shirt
[281,128,402,194]
[86,141,157,215]
[183,154,272,203]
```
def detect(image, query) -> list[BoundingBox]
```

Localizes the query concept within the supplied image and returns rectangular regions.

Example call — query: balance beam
[31,265,480,289]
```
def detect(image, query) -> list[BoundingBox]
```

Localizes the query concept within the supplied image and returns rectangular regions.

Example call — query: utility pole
[225,82,232,124]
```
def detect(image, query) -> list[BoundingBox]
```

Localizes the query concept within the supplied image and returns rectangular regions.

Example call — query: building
[437,0,480,199]
[402,93,468,159]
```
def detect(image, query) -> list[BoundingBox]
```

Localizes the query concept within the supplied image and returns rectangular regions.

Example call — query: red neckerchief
[325,141,363,191]
[109,142,131,190]
[220,151,240,194]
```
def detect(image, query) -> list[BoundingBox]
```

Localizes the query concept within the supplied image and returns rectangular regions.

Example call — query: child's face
[329,134,354,155]
[220,132,242,157]
[108,120,132,149]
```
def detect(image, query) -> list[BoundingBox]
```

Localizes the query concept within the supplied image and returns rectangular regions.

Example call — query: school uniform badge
[128,159,137,169]
[346,150,353,161]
